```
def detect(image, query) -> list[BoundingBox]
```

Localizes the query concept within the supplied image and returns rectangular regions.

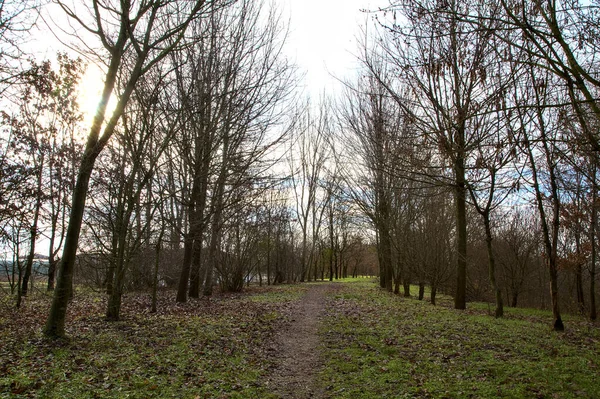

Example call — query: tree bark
[151,231,164,313]
[403,280,411,298]
[454,152,468,310]
[483,215,503,318]
[511,292,518,308]
[21,153,44,298]
[590,183,598,321]
[44,150,98,337]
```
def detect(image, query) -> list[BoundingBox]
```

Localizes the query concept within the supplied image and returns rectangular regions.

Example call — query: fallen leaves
[0,285,303,398]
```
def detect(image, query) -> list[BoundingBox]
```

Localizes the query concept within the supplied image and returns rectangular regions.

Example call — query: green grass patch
[0,288,290,399]
[319,279,600,399]
[246,283,307,304]
[3,279,599,398]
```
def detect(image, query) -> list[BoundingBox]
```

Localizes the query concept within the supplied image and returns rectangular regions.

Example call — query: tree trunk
[105,239,117,295]
[418,282,425,301]
[431,284,437,305]
[151,231,164,313]
[204,132,229,297]
[590,183,597,321]
[188,234,205,299]
[378,211,393,292]
[483,215,503,318]
[574,231,585,314]
[454,153,468,310]
[15,260,24,308]
[107,161,127,296]
[21,154,44,297]
[46,257,57,291]
[393,277,400,295]
[511,292,518,308]
[328,248,334,282]
[176,229,194,303]
[21,224,39,298]
[524,124,564,331]
[549,264,564,331]
[334,248,338,280]
[203,216,220,296]
[106,228,130,321]
[189,160,211,298]
[300,227,308,283]
[376,232,385,288]
[403,280,410,298]
[266,211,271,285]
[576,263,585,314]
[177,177,199,303]
[44,151,98,338]
[106,275,124,321]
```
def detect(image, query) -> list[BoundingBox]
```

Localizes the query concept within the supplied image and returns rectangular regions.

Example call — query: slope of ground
[1,279,599,398]
[319,279,600,399]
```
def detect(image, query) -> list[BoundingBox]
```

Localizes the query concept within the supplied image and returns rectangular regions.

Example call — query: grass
[319,279,600,399]
[1,279,599,398]
[0,286,303,399]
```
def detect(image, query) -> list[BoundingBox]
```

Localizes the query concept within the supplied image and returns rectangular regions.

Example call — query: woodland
[1,1,600,394]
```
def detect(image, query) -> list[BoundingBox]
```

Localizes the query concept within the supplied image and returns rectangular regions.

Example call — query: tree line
[1,0,599,337]
[339,0,600,331]
[0,0,377,339]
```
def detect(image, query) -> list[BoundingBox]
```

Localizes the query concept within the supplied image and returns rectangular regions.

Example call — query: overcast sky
[28,1,386,111]
[281,0,383,97]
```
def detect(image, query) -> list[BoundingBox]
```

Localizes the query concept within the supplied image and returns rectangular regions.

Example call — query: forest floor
[1,279,600,398]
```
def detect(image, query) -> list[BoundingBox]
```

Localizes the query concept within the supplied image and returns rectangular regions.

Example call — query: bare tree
[512,64,567,330]
[44,0,213,339]
[168,0,294,300]
[495,208,540,308]
[0,55,84,306]
[336,69,401,291]
[289,100,330,283]
[465,94,521,317]
[103,66,179,321]
[367,0,515,309]
[495,0,600,151]
[0,0,40,95]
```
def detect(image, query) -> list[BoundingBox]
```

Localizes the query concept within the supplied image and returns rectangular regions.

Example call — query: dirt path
[266,283,335,399]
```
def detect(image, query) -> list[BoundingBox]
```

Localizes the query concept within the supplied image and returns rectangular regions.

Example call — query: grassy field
[0,285,305,399]
[1,279,599,398]
[320,279,600,399]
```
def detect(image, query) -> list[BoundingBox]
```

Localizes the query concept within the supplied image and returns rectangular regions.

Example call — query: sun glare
[78,66,104,126]
[77,65,117,128]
